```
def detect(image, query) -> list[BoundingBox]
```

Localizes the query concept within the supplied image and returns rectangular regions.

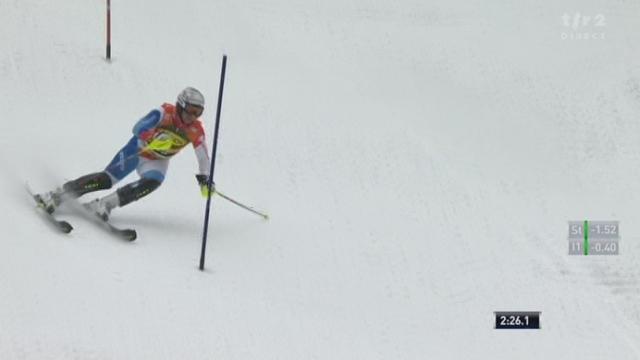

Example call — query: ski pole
[215,190,269,220]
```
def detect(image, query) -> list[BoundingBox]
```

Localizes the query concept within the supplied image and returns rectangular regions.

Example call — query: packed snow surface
[1,0,640,358]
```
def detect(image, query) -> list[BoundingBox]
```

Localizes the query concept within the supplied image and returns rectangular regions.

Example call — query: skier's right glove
[195,174,215,197]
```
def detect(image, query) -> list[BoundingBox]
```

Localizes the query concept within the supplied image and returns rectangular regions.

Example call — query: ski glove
[196,174,215,197]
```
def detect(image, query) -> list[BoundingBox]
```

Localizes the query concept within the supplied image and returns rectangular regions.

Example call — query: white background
[1,0,640,358]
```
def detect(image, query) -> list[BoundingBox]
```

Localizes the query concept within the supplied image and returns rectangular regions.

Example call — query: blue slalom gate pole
[199,55,227,271]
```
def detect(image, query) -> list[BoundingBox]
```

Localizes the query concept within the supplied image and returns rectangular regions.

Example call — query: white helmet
[177,87,205,109]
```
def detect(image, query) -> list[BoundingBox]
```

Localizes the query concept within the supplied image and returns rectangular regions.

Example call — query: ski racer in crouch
[37,87,215,220]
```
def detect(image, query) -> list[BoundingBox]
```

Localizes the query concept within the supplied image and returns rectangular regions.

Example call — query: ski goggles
[182,104,204,117]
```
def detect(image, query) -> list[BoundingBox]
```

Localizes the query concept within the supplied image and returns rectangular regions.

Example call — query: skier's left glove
[195,174,215,197]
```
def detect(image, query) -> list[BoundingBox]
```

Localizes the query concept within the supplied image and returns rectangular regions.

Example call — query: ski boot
[34,189,64,214]
[83,192,119,221]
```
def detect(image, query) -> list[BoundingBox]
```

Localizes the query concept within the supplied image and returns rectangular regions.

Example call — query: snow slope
[2,0,640,358]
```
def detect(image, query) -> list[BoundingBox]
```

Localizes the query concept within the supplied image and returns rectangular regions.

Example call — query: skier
[37,87,214,220]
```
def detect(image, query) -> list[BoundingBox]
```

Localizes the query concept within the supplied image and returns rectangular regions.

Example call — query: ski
[25,185,73,234]
[64,198,137,241]
[26,183,135,241]
[83,211,137,241]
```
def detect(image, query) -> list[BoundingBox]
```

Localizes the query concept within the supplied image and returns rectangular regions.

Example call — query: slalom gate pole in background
[199,55,227,271]
[106,0,111,61]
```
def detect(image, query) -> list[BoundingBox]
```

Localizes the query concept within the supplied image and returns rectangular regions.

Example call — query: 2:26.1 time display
[494,312,540,329]
[499,315,529,327]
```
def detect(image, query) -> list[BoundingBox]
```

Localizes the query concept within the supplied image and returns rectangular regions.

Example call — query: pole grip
[199,55,227,270]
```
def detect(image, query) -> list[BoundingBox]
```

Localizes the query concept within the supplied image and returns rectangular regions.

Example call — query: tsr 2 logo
[561,13,606,40]
[562,13,606,29]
